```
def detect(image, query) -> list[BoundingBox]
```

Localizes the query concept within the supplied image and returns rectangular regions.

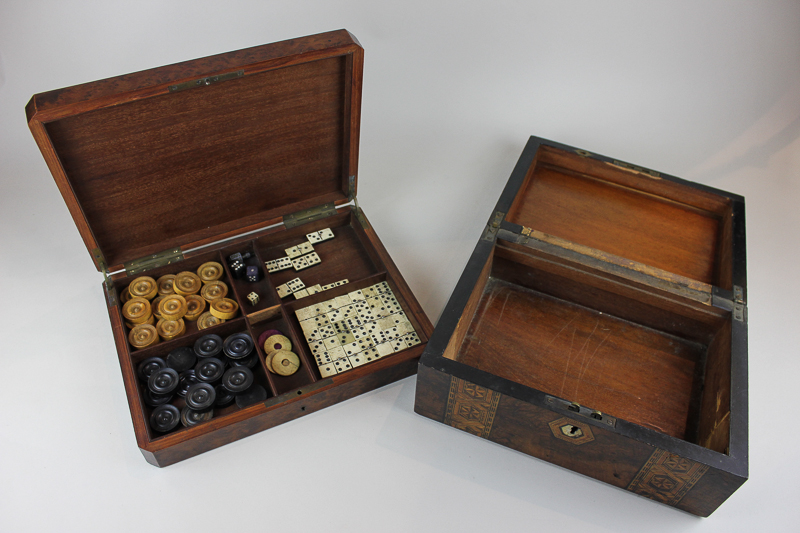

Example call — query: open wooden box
[26,30,432,467]
[414,137,747,516]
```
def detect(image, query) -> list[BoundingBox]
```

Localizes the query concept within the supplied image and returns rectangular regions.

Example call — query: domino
[316,324,335,338]
[315,352,335,366]
[342,341,362,357]
[382,326,401,340]
[360,321,380,335]
[323,336,341,350]
[374,281,391,295]
[331,320,350,335]
[333,295,352,308]
[276,283,292,298]
[361,286,377,298]
[292,256,310,271]
[343,317,363,330]
[306,284,323,295]
[347,354,367,368]
[361,347,380,362]
[326,346,346,361]
[334,279,349,286]
[390,337,408,352]
[333,358,352,373]
[319,362,337,378]
[375,342,394,357]
[286,277,305,292]
[294,288,310,299]
[308,340,326,356]
[403,332,421,347]
[336,332,354,345]
[347,289,365,301]
[296,307,320,322]
[285,245,303,258]
[275,257,293,271]
[306,231,323,244]
[318,228,334,241]
[351,326,371,341]
[340,305,358,320]
[310,315,331,329]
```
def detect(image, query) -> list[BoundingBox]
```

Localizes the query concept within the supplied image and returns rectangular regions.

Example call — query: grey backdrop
[1,1,798,531]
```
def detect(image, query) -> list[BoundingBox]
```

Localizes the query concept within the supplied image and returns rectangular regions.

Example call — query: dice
[229,262,245,279]
[246,265,260,282]
[228,252,252,264]
[227,251,252,280]
[247,292,259,306]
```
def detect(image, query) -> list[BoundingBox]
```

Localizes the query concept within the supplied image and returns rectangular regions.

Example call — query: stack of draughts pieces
[295,281,421,377]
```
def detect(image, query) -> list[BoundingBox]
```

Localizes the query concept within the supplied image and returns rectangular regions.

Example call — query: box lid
[490,137,746,304]
[26,29,363,273]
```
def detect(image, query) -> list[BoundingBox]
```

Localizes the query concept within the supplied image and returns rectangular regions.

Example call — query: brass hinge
[611,160,661,179]
[518,226,532,244]
[481,211,505,241]
[283,202,338,229]
[733,285,745,305]
[168,70,244,93]
[125,247,184,276]
[347,175,369,229]
[92,248,118,306]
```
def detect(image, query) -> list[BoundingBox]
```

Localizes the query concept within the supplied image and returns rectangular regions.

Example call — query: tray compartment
[219,241,280,313]
[256,210,382,293]
[118,249,243,350]
[248,308,317,395]
[127,319,274,442]
[444,242,732,452]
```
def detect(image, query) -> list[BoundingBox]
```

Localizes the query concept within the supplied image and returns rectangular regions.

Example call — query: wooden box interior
[118,209,429,444]
[442,147,736,455]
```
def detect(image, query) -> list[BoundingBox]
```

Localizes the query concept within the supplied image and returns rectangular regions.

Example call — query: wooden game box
[26,29,433,467]
[414,137,747,516]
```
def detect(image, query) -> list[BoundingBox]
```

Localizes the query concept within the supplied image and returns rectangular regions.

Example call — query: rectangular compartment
[27,30,433,467]
[415,137,747,517]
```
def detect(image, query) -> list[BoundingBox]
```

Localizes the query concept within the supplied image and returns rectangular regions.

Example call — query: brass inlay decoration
[627,449,709,505]
[444,378,501,439]
[548,417,595,445]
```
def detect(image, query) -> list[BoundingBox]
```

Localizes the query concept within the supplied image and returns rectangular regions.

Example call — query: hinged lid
[488,137,747,306]
[26,29,363,273]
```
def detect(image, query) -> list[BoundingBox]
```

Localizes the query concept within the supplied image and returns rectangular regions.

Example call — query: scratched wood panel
[505,161,722,285]
[457,278,704,440]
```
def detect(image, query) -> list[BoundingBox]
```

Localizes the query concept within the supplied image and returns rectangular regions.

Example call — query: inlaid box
[414,137,747,516]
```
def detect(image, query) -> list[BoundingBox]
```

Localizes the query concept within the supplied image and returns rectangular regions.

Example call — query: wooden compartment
[27,30,433,466]
[415,137,747,516]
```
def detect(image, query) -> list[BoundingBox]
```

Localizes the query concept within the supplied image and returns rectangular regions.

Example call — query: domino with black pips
[276,283,292,298]
[306,284,323,295]
[292,256,310,271]
[285,245,303,259]
[286,277,305,292]
[347,353,367,368]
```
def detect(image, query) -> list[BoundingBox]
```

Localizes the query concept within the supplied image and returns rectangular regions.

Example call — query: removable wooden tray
[27,30,432,466]
[415,137,747,516]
